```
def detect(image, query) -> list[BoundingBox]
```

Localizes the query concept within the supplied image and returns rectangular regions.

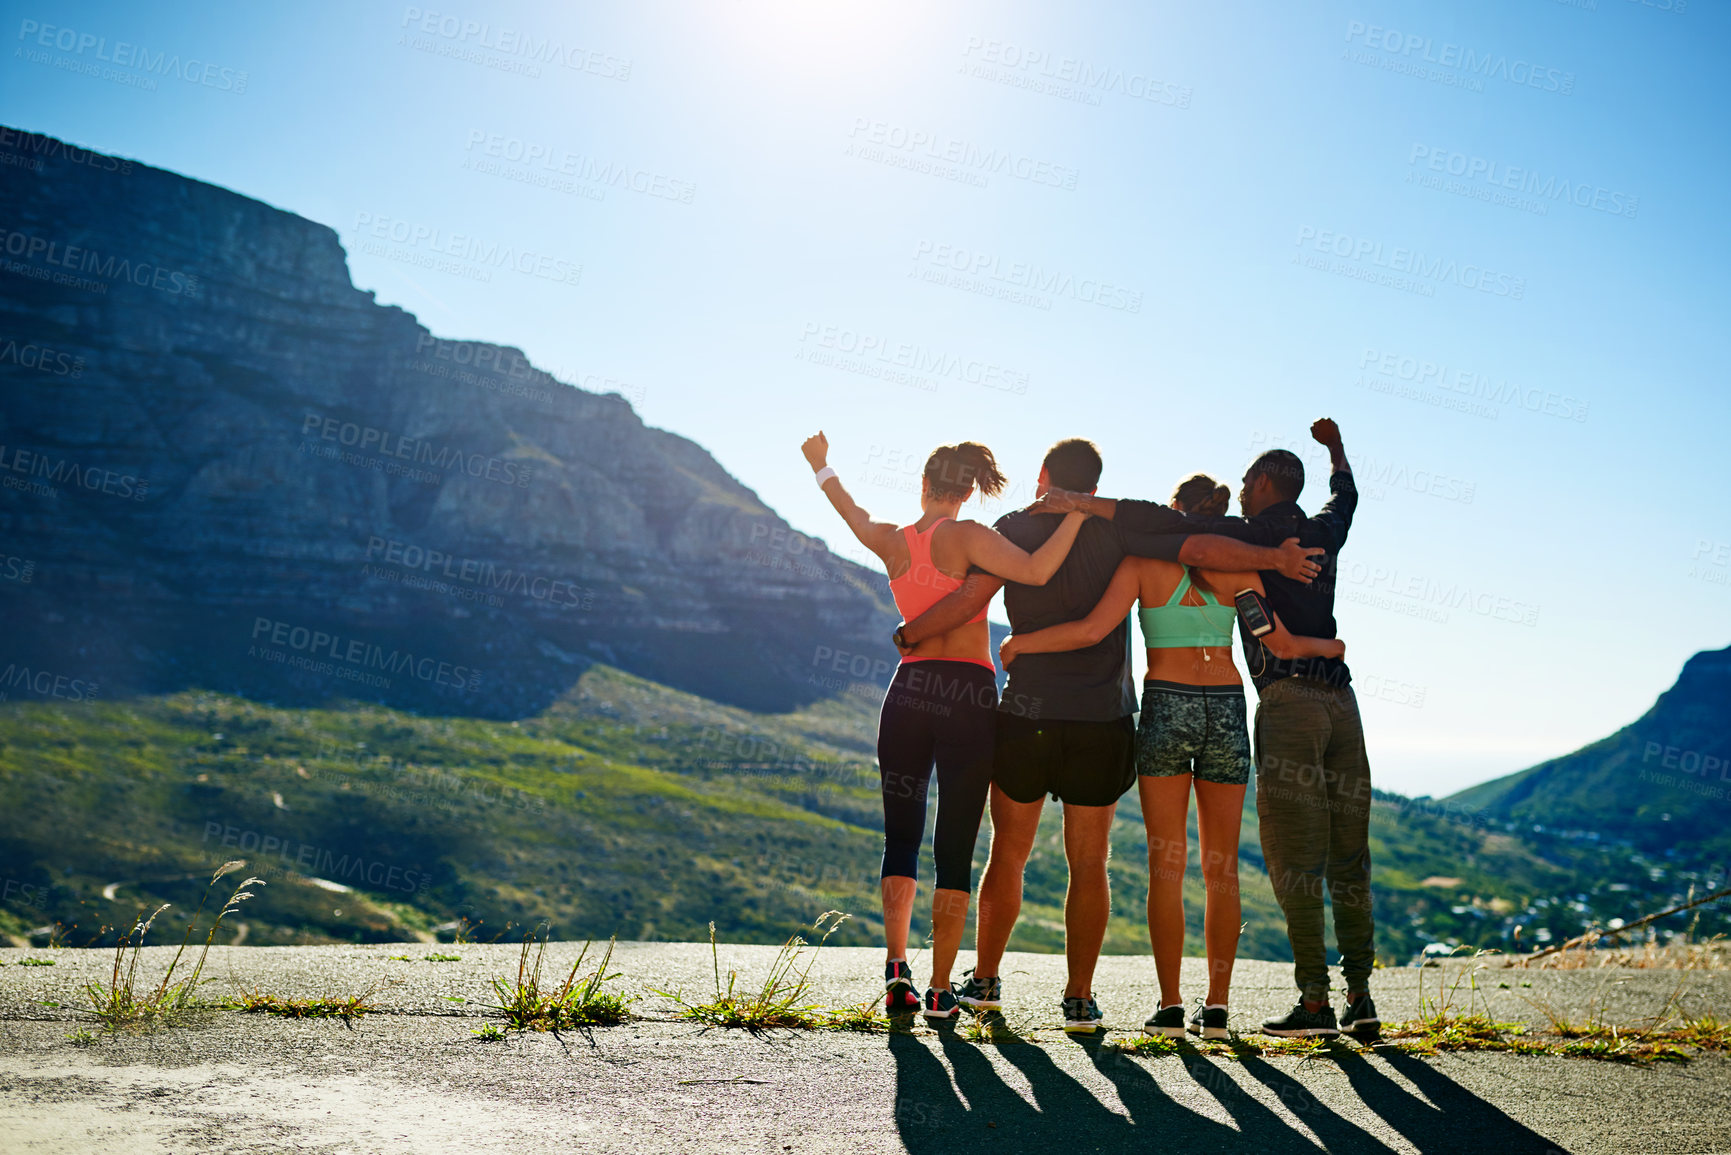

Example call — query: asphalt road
[3,943,1728,1154]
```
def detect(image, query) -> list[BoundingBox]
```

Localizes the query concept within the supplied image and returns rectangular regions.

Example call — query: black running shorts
[992,713,1136,807]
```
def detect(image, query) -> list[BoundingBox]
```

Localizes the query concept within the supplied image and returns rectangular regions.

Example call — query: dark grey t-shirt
[992,511,1188,723]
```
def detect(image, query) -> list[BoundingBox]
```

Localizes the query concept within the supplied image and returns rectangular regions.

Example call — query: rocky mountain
[0,127,897,717]
[1451,644,1731,857]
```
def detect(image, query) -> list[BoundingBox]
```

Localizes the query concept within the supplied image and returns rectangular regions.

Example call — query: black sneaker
[884,960,919,1014]
[956,972,1001,1012]
[1340,992,1380,1039]
[923,986,961,1021]
[1062,995,1105,1035]
[1261,1002,1340,1038]
[1188,1003,1230,1040]
[1142,1003,1186,1038]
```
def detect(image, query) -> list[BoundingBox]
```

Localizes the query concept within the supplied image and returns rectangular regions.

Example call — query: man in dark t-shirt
[896,438,1324,1034]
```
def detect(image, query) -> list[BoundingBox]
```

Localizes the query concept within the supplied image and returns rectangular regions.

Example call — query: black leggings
[876,661,998,892]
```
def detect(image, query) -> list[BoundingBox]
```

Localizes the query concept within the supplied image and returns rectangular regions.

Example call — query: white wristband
[813,466,838,486]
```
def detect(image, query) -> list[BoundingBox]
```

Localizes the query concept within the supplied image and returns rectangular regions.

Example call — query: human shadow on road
[1175,1048,1399,1153]
[887,1026,1323,1152]
[890,1028,1570,1153]
[1330,1046,1566,1153]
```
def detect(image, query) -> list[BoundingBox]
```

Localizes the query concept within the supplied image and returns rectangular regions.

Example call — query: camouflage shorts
[1135,680,1252,785]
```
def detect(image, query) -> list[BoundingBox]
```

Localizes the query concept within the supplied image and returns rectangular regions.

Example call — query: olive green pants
[1253,677,1376,1003]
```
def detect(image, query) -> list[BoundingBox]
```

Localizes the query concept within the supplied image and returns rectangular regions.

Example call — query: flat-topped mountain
[0,127,896,716]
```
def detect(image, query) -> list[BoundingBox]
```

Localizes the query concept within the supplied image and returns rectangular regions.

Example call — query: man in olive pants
[1234,420,1379,1039]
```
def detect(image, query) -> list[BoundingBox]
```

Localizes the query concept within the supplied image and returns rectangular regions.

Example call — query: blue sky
[6,0,1726,795]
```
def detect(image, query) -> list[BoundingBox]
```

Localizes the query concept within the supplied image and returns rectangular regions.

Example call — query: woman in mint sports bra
[799,431,1089,1020]
[999,474,1344,1040]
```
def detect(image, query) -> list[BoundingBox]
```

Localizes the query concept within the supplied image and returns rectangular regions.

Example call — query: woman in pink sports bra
[800,430,1088,1020]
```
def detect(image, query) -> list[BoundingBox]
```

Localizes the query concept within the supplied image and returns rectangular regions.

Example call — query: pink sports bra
[889,519,991,668]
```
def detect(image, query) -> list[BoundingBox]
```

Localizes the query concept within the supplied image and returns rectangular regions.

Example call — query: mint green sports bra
[1137,569,1237,649]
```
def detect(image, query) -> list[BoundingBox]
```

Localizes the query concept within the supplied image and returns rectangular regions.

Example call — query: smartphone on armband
[1234,589,1275,638]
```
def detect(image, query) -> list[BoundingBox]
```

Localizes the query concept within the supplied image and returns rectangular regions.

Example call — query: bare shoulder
[1197,569,1258,599]
[1130,556,1184,598]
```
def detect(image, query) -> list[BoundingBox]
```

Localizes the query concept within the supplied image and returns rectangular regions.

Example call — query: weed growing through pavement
[472,1022,507,1041]
[487,928,634,1032]
[820,996,891,1033]
[661,912,849,1030]
[65,1030,98,1047]
[19,958,55,966]
[962,1008,1033,1045]
[232,986,383,1025]
[82,861,263,1030]
[425,953,461,962]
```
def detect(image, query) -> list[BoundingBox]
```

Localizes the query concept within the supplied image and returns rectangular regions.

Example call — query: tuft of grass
[820,998,889,1033]
[65,1030,98,1047]
[424,953,461,962]
[472,1022,507,1041]
[233,987,380,1024]
[19,958,55,966]
[1105,1033,1333,1061]
[387,955,412,962]
[1108,1034,1181,1058]
[486,928,634,1032]
[961,1008,1032,1045]
[660,912,847,1031]
[1672,1014,1730,1050]
[82,861,263,1030]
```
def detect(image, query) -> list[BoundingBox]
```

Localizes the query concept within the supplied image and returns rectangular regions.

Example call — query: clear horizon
[6,0,1727,797]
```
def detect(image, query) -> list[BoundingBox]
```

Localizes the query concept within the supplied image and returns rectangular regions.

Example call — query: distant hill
[0,127,896,717]
[1451,644,1731,858]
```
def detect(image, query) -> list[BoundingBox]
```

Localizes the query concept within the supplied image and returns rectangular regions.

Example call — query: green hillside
[3,665,1719,969]
[1452,644,1731,860]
